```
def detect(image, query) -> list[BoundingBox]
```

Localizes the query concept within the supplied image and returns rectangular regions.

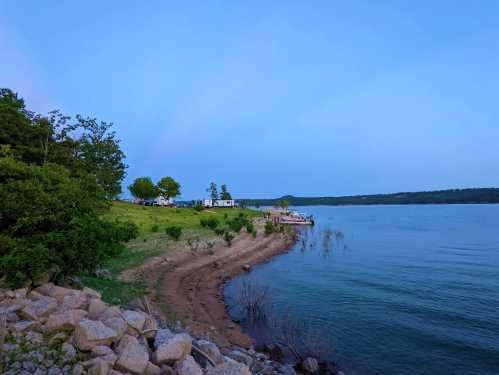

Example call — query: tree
[0,156,137,286]
[207,182,218,200]
[220,184,232,200]
[157,176,181,201]
[128,177,158,200]
[74,115,127,199]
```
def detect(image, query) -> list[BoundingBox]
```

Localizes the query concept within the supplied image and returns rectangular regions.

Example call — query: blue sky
[1,1,498,199]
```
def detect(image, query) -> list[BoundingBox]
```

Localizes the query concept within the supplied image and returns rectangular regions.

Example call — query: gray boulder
[175,355,203,375]
[74,319,118,350]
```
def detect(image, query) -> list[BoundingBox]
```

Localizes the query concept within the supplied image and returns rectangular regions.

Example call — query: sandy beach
[121,218,294,350]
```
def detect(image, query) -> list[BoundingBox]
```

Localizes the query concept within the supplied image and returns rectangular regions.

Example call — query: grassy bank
[83,201,260,304]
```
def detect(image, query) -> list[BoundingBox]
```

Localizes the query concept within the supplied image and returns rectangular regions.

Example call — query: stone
[14,288,28,299]
[122,310,146,333]
[62,343,77,363]
[74,319,118,350]
[227,350,253,367]
[62,292,88,310]
[13,320,39,332]
[176,355,203,375]
[25,330,43,344]
[72,364,85,375]
[27,290,46,301]
[88,299,108,320]
[49,332,67,344]
[263,344,283,361]
[301,357,319,374]
[45,309,87,332]
[83,287,101,299]
[114,335,150,375]
[153,333,192,365]
[143,314,158,340]
[88,358,111,375]
[153,328,174,349]
[103,317,128,340]
[159,364,175,375]
[145,361,161,375]
[242,264,251,272]
[194,339,224,366]
[99,306,122,320]
[206,359,252,375]
[20,297,58,320]
[108,371,125,375]
[91,345,115,357]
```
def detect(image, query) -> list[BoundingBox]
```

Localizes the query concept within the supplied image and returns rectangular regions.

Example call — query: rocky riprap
[0,284,322,375]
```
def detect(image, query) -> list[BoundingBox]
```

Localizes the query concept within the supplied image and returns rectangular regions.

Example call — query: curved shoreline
[138,221,296,350]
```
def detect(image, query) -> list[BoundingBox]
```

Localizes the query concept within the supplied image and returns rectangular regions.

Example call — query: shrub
[252,229,257,238]
[264,221,274,236]
[224,231,234,247]
[214,228,225,236]
[194,202,204,212]
[245,221,254,234]
[151,224,159,232]
[200,217,219,230]
[0,157,138,287]
[165,225,182,240]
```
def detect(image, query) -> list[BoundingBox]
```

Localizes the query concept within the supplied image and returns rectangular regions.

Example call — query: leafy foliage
[0,157,137,286]
[128,177,158,200]
[157,176,181,200]
[165,225,182,241]
[220,184,232,200]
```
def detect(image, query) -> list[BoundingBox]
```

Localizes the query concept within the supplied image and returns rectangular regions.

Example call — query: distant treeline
[238,188,499,206]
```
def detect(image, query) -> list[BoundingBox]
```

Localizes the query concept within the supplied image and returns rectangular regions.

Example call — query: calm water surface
[224,205,499,375]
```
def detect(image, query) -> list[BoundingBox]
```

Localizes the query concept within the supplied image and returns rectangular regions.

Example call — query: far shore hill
[237,188,499,206]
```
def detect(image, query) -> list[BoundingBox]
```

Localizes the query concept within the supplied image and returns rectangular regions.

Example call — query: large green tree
[157,176,181,201]
[207,182,218,200]
[128,177,158,200]
[220,184,232,200]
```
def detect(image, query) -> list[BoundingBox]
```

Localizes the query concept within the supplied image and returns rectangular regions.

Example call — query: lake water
[224,205,499,375]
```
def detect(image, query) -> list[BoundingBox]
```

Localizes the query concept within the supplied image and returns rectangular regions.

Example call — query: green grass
[104,201,260,237]
[85,201,261,305]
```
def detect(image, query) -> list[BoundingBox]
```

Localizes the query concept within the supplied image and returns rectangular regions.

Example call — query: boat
[279,210,314,225]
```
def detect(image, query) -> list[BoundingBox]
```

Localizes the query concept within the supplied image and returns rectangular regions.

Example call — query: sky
[1,1,498,199]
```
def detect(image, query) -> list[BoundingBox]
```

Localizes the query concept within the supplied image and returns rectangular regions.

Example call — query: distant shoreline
[237,187,499,207]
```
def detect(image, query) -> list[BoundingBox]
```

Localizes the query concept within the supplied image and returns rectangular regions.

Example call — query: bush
[264,221,275,236]
[194,202,204,212]
[151,224,159,232]
[200,217,219,230]
[224,231,234,247]
[165,225,182,240]
[0,157,138,287]
[214,228,225,236]
[245,221,254,234]
[252,229,257,238]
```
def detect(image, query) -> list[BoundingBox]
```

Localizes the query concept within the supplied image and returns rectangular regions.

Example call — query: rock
[83,287,101,299]
[160,364,175,375]
[99,306,122,320]
[13,320,39,332]
[88,299,108,320]
[114,335,149,375]
[27,290,46,301]
[301,357,319,373]
[176,355,203,375]
[72,364,85,375]
[227,350,253,367]
[36,284,75,301]
[91,345,115,357]
[122,310,146,334]
[145,361,161,375]
[14,288,28,299]
[153,328,174,349]
[20,297,58,320]
[61,275,85,290]
[49,332,67,344]
[32,265,60,287]
[242,264,251,272]
[279,365,297,375]
[263,344,283,361]
[25,330,43,344]
[88,358,111,375]
[45,309,88,332]
[62,292,88,310]
[62,343,76,363]
[103,317,128,340]
[153,332,192,365]
[95,268,112,280]
[206,359,252,375]
[194,340,224,366]
[74,319,118,350]
[143,315,158,340]
[108,371,125,375]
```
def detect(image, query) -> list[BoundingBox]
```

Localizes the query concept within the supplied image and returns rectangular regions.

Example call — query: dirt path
[125,220,293,350]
